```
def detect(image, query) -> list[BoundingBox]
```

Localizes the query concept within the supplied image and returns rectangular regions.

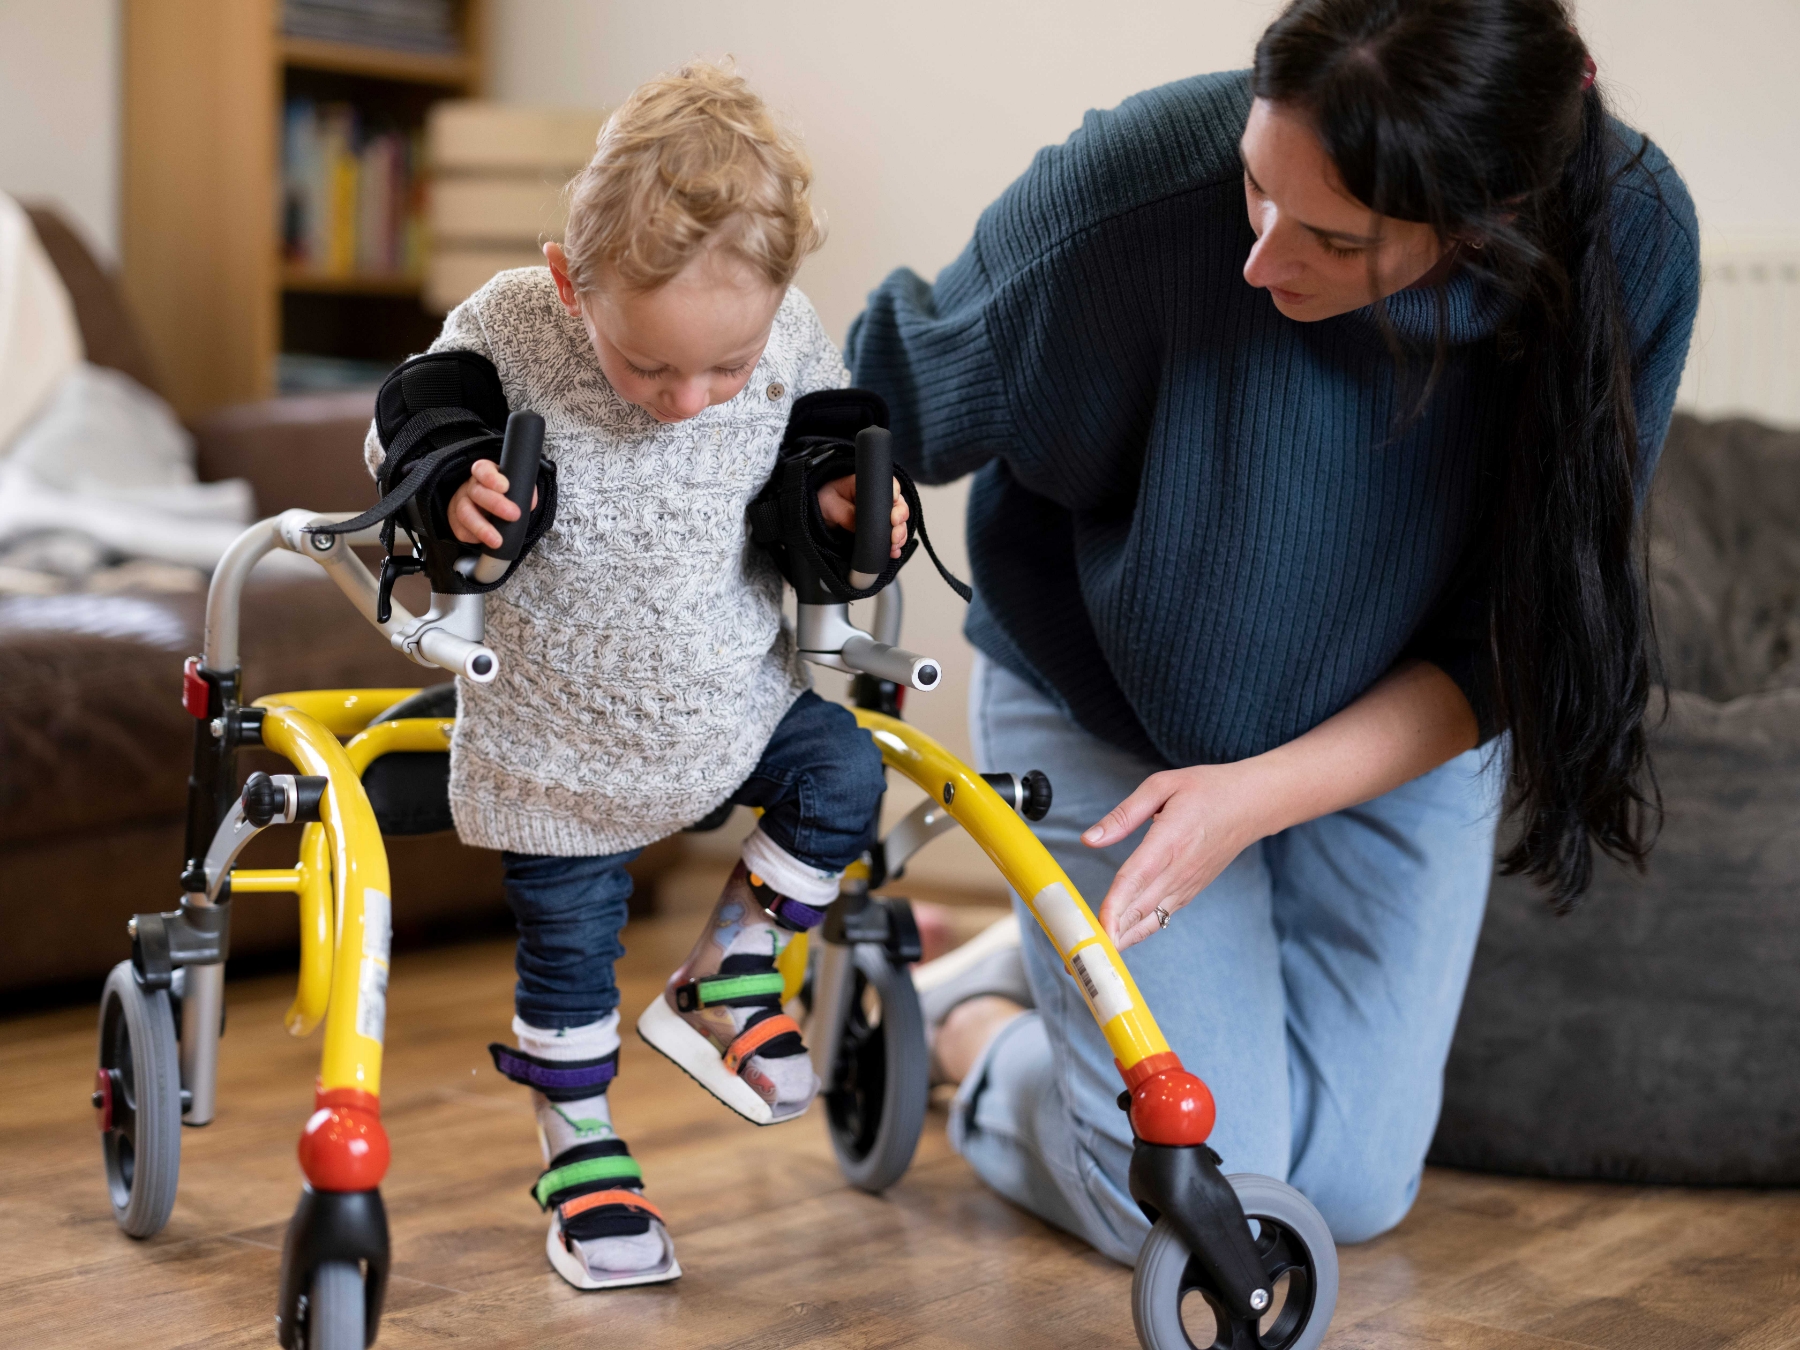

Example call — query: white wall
[0,0,120,262]
[491,0,1800,890]
[1584,0,1800,245]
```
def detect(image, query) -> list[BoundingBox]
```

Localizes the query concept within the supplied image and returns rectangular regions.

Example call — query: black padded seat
[362,682,456,837]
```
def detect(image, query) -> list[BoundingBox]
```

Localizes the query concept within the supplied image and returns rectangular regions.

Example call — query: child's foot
[637,859,824,1125]
[490,1017,680,1289]
[536,1133,679,1290]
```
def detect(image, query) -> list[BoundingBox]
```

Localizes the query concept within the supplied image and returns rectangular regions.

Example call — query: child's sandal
[533,1139,679,1290]
[637,863,822,1126]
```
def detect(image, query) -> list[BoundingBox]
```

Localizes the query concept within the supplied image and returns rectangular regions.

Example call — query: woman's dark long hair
[1254,0,1659,907]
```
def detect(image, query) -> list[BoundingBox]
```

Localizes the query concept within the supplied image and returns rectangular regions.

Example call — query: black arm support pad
[852,426,894,579]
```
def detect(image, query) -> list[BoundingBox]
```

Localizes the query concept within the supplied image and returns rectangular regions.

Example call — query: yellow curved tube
[231,828,334,1036]
[233,699,445,1043]
[854,710,1170,1072]
[343,715,453,770]
[288,823,336,1036]
[259,688,424,739]
[256,699,392,1096]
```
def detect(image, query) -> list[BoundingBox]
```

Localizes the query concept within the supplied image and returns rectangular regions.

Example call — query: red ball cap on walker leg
[1121,1054,1216,1146]
[298,1086,389,1191]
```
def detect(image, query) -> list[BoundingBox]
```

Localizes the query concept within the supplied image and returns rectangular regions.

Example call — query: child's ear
[543,242,584,318]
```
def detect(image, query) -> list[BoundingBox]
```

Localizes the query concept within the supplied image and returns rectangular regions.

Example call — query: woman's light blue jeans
[950,657,1504,1265]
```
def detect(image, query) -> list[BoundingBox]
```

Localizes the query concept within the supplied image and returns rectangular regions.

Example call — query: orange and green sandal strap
[722,1013,804,1074]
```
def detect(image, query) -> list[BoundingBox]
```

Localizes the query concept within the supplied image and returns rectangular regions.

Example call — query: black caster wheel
[825,944,928,1193]
[95,960,182,1238]
[299,1260,366,1350]
[1131,1173,1338,1350]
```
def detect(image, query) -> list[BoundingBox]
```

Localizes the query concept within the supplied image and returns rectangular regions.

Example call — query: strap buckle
[376,553,424,624]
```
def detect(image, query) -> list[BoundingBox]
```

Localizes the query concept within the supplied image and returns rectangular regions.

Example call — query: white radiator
[1675,245,1800,429]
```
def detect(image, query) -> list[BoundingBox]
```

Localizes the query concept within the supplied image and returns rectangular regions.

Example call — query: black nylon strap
[377,406,494,485]
[898,469,972,603]
[755,444,970,604]
[309,434,495,538]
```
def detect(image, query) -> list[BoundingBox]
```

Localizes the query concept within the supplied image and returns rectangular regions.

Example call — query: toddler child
[366,62,902,1290]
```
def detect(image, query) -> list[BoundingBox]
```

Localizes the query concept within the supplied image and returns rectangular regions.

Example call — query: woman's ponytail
[1489,86,1659,904]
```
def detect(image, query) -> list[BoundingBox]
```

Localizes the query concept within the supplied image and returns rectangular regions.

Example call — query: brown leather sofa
[1,209,666,998]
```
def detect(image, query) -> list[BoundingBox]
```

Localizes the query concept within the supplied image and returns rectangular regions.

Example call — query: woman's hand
[817,475,910,558]
[447,459,539,548]
[1086,764,1272,950]
[1086,660,1482,950]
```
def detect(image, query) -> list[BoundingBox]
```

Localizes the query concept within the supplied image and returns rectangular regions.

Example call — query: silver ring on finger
[1153,904,1171,930]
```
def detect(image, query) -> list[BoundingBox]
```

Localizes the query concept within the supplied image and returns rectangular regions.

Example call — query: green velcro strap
[697,972,785,1004]
[534,1155,644,1208]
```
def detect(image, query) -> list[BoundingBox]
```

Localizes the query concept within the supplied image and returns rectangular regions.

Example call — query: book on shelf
[282,0,461,56]
[283,98,425,282]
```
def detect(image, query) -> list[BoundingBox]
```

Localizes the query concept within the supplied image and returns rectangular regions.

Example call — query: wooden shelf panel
[279,35,474,87]
[282,267,423,296]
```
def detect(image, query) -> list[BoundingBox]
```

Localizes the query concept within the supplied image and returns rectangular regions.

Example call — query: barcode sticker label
[362,889,391,962]
[356,956,388,1042]
[1031,882,1095,955]
[1070,947,1133,1024]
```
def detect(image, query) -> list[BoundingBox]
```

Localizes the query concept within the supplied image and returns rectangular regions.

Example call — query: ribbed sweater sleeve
[848,73,1248,493]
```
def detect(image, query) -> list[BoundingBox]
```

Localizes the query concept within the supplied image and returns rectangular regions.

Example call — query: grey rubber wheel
[97,960,181,1238]
[825,944,929,1193]
[1131,1173,1338,1350]
[305,1260,366,1350]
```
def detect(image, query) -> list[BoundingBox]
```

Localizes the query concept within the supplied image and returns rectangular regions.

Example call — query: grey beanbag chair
[1430,414,1800,1185]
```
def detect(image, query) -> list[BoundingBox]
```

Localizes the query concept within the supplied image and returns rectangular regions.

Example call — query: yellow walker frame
[92,503,1336,1350]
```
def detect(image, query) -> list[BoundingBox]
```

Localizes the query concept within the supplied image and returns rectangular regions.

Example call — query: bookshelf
[121,0,488,420]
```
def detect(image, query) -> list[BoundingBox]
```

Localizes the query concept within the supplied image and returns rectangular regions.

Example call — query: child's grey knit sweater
[365,268,848,856]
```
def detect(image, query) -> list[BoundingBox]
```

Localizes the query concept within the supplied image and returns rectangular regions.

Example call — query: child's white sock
[510,1014,665,1276]
[513,1015,621,1161]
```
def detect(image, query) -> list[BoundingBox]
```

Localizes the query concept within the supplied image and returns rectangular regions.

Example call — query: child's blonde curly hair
[561,60,825,294]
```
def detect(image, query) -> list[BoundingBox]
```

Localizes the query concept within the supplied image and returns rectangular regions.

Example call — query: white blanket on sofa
[0,192,258,591]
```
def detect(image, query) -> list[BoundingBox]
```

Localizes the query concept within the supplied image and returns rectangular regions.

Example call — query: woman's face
[1240,97,1450,322]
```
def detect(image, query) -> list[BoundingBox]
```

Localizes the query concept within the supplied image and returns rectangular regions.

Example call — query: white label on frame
[362,889,392,962]
[1070,946,1133,1025]
[1032,882,1095,954]
[356,956,388,1043]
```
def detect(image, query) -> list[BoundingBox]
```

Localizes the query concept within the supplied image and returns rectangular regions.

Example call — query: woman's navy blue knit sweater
[846,71,1699,768]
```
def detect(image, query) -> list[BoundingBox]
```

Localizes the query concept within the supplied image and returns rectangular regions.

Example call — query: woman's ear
[543,242,585,317]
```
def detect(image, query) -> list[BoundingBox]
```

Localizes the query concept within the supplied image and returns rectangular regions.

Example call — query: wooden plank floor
[4,877,1797,1349]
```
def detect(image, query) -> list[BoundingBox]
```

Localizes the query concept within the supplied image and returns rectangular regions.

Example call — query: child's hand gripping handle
[471,411,544,584]
[849,425,893,589]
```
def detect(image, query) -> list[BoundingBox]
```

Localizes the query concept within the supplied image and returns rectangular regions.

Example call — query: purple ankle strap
[488,1043,618,1101]
[767,894,827,931]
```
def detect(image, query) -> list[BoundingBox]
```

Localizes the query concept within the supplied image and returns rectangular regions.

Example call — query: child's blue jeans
[501,690,885,1030]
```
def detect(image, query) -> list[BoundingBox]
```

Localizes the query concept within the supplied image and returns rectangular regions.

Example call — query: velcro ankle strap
[756,892,824,936]
[672,971,785,1013]
[487,1043,619,1101]
[723,1014,805,1074]
[559,1188,663,1225]
[534,1152,644,1210]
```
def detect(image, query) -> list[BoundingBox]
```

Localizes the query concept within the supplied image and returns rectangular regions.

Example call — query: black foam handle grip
[484,412,544,564]
[852,425,894,578]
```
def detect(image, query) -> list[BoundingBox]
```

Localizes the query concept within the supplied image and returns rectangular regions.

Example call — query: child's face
[545,241,784,424]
